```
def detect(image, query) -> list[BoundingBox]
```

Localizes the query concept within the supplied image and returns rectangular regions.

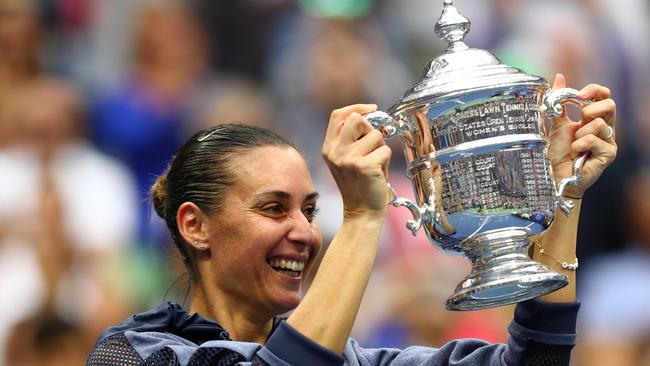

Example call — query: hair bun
[151,175,168,219]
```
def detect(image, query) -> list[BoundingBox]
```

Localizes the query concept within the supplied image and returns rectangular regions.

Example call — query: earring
[193,240,209,250]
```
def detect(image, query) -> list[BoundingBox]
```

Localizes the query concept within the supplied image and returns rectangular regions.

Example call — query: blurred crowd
[0,0,648,365]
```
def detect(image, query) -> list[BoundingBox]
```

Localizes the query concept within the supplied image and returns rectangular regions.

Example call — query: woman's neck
[189,284,274,345]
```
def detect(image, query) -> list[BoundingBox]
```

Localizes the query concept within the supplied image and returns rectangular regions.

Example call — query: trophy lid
[391,0,547,114]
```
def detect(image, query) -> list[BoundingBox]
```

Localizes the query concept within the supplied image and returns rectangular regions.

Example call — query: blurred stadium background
[0,0,648,365]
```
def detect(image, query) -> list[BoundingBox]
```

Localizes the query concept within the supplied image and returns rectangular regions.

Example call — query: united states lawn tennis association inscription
[431,96,541,146]
[439,149,554,214]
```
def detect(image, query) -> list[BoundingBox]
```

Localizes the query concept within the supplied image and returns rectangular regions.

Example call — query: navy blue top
[88,299,580,365]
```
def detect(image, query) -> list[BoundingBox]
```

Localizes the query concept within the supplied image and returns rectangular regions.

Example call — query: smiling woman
[87,95,617,365]
[172,145,323,328]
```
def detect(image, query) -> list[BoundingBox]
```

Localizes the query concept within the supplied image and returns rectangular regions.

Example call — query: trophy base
[445,228,569,311]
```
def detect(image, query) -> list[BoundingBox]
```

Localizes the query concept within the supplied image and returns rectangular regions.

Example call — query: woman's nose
[287,212,317,245]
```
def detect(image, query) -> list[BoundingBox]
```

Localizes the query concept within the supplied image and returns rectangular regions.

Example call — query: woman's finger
[350,129,385,156]
[340,113,373,144]
[575,118,615,142]
[549,74,571,128]
[580,98,616,127]
[577,84,611,101]
[325,104,376,142]
[571,134,617,162]
[551,73,567,91]
[361,144,392,179]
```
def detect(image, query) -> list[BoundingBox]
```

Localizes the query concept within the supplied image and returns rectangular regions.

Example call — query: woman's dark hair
[151,123,298,281]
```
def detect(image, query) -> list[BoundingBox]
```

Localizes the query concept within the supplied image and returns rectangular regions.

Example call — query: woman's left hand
[546,74,618,199]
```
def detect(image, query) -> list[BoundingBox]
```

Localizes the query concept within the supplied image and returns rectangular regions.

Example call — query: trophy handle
[541,87,592,216]
[387,183,432,236]
[364,111,408,139]
[364,111,433,236]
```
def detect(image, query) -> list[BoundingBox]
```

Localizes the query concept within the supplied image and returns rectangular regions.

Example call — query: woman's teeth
[268,259,305,277]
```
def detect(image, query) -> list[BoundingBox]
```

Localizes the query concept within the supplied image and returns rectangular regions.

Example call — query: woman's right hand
[321,104,392,219]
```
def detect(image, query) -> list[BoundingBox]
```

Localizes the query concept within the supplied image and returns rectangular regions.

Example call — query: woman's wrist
[533,237,578,272]
[554,182,586,200]
[339,214,385,239]
[342,206,387,223]
[532,200,580,302]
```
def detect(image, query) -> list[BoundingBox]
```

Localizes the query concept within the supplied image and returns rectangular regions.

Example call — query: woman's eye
[262,204,284,215]
[303,206,320,222]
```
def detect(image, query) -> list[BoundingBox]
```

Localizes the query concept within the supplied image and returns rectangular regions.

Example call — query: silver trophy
[366,0,590,310]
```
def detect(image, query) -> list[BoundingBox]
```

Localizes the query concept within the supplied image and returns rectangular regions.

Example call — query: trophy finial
[435,1,470,52]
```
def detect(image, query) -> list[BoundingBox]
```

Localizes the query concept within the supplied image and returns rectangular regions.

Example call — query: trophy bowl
[365,0,589,310]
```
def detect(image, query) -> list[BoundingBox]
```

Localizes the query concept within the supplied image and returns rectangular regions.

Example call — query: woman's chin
[272,293,301,315]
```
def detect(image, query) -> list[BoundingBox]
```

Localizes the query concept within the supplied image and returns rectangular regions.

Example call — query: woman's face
[205,146,322,315]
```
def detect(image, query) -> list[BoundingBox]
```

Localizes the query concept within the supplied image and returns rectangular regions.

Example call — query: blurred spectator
[577,166,650,366]
[191,0,293,80]
[89,0,216,249]
[190,76,280,132]
[0,0,41,146]
[0,77,137,364]
[5,314,88,366]
[635,91,650,163]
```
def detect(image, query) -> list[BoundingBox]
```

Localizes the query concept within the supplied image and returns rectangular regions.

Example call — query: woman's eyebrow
[257,191,291,200]
[305,192,320,201]
[255,191,319,201]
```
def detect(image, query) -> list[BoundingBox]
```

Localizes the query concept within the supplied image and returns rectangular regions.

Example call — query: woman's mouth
[267,258,305,278]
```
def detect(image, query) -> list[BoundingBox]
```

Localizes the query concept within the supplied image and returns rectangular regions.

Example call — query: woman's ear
[177,202,210,251]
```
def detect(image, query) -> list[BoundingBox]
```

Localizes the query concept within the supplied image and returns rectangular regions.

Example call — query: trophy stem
[445,228,568,311]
